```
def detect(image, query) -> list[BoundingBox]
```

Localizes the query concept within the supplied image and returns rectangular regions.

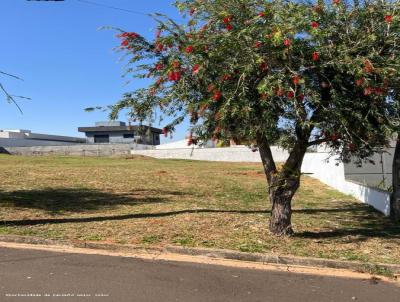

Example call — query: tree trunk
[268,175,300,235]
[391,137,400,221]
[257,133,309,236]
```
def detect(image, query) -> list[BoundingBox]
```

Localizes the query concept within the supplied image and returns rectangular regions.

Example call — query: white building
[0,129,85,147]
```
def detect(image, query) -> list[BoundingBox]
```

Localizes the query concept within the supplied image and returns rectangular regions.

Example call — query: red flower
[311,22,319,29]
[212,90,222,101]
[292,75,300,85]
[363,60,374,73]
[284,39,291,47]
[223,16,232,24]
[349,143,356,152]
[363,87,373,96]
[168,71,181,82]
[118,32,139,39]
[260,62,268,72]
[259,12,266,17]
[162,127,168,137]
[287,91,295,99]
[333,0,340,5]
[172,60,180,69]
[384,15,393,24]
[192,64,200,75]
[222,74,232,81]
[331,134,339,142]
[185,45,194,53]
[128,32,139,39]
[254,41,262,48]
[355,78,364,87]
[156,43,164,52]
[121,39,129,47]
[312,51,319,61]
[189,8,196,16]
[298,94,305,101]
[374,87,385,95]
[155,63,164,71]
[226,23,233,31]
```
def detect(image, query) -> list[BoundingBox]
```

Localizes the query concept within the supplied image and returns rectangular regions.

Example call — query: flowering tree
[109,0,400,235]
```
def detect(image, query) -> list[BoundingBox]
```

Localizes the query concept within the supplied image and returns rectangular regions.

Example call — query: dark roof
[78,125,162,134]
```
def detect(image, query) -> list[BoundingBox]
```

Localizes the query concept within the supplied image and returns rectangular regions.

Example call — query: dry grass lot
[0,155,399,268]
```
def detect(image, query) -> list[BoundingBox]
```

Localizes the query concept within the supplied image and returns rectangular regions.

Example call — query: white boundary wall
[132,146,391,216]
[3,143,153,157]
[132,145,290,163]
[302,152,391,216]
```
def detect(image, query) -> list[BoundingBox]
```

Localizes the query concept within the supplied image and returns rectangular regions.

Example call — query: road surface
[0,246,399,301]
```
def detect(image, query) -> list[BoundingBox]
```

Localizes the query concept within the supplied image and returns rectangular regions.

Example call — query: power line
[28,0,180,22]
[75,0,151,16]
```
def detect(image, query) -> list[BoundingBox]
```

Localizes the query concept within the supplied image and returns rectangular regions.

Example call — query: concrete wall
[155,139,216,149]
[302,152,391,216]
[131,146,391,216]
[2,143,154,157]
[0,138,83,147]
[132,145,290,163]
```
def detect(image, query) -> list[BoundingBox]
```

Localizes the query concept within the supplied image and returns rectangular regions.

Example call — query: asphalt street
[0,247,399,302]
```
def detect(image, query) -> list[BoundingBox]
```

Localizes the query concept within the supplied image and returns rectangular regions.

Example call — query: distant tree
[107,0,400,235]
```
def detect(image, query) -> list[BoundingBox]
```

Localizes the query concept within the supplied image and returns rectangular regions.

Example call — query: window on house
[94,134,109,143]
[123,133,135,139]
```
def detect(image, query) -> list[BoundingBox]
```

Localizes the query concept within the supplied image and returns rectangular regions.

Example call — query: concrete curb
[1,235,399,276]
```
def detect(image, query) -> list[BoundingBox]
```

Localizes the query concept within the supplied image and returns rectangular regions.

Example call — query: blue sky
[0,0,188,142]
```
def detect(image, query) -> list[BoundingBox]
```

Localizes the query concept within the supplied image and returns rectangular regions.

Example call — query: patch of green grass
[238,242,265,253]
[361,265,395,278]
[141,235,163,244]
[173,235,195,246]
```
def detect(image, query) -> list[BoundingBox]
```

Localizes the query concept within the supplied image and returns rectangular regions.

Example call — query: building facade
[78,121,162,145]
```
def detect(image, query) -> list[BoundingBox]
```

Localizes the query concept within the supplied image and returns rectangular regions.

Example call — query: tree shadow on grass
[1,187,396,240]
[295,222,400,241]
[0,188,188,215]
[295,205,400,241]
[1,188,398,242]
